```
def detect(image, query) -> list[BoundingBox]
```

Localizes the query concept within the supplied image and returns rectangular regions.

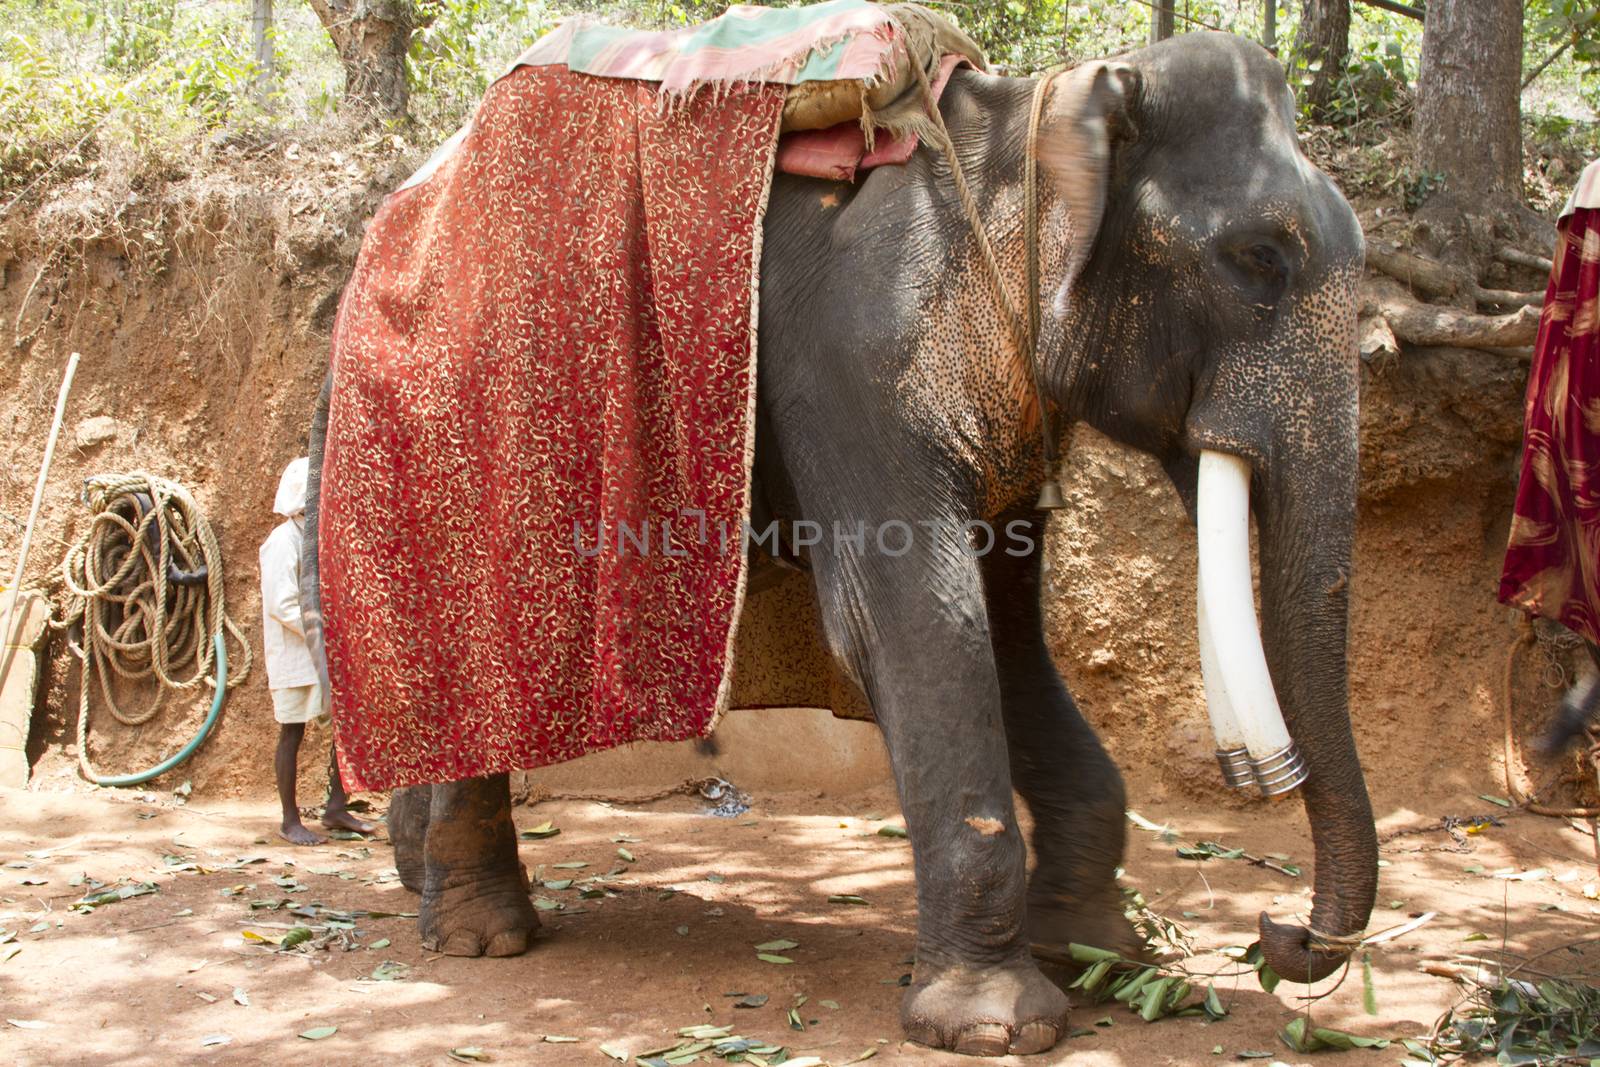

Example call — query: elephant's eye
[1221,240,1289,304]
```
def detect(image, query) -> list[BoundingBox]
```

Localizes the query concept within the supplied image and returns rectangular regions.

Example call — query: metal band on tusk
[1215,747,1255,789]
[1250,743,1308,797]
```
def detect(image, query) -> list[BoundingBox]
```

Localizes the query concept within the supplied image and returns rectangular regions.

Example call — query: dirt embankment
[0,144,1593,820]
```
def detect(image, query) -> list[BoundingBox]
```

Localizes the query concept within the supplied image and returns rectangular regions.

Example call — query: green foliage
[1413,973,1600,1063]
[2,0,1598,198]
[1529,0,1600,65]
[104,0,178,73]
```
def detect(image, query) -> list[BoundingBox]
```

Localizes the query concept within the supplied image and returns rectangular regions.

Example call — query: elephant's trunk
[1250,446,1376,984]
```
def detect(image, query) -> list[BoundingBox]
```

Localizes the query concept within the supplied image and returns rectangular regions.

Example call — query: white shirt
[1561,159,1600,221]
[259,518,319,690]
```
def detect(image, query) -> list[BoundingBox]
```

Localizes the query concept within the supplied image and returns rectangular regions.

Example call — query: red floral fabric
[1500,208,1600,641]
[321,64,784,791]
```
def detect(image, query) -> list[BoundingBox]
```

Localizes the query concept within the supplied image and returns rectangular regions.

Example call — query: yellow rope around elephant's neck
[57,473,250,781]
[908,52,1067,502]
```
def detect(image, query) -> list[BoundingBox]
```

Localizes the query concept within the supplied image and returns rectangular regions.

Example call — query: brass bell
[1035,478,1066,510]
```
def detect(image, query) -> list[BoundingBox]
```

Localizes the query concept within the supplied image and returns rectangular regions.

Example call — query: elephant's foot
[419,861,538,957]
[1027,883,1149,965]
[902,958,1069,1056]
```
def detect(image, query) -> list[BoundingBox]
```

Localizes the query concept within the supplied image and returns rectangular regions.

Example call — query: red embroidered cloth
[321,64,784,790]
[1500,207,1600,641]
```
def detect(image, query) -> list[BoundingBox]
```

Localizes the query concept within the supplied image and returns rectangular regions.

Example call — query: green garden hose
[59,473,251,786]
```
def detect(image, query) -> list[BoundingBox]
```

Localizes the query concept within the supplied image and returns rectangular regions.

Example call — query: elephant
[303,30,1375,1058]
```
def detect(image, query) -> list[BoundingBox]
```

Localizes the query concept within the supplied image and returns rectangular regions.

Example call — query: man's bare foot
[279,822,325,846]
[322,807,377,835]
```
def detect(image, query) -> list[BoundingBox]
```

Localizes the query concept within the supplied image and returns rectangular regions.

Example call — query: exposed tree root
[1367,244,1544,309]
[1366,292,1540,353]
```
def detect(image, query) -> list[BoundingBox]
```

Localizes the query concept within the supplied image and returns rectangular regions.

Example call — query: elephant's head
[1036,33,1372,983]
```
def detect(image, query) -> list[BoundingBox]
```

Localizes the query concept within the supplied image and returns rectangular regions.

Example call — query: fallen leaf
[876,826,908,839]
[1478,794,1512,808]
[8,1019,49,1029]
[200,1033,231,1047]
[232,988,249,1007]
[298,1025,338,1040]
[541,1035,579,1043]
[757,953,794,965]
[369,961,408,981]
[734,994,769,1008]
[520,822,560,840]
[367,938,391,950]
[616,847,635,863]
[828,894,869,906]
[755,939,799,952]
[448,1048,492,1063]
[599,1042,628,1061]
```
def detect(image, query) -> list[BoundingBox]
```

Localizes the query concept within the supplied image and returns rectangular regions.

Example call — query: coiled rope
[57,473,251,785]
[1501,619,1600,818]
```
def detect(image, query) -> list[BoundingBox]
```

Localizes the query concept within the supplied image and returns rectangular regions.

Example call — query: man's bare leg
[277,723,324,846]
[322,745,376,834]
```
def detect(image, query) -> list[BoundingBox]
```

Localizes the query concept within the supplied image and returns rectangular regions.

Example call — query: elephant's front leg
[418,773,539,957]
[388,783,433,892]
[813,538,1067,1056]
[982,510,1143,961]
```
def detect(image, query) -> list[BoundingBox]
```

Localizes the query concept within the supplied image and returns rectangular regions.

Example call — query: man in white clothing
[260,457,374,845]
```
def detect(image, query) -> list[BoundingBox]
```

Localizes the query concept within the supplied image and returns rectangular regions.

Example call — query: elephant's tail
[302,369,334,699]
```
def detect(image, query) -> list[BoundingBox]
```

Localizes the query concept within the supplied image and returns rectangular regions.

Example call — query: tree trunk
[1264,0,1278,53]
[1415,0,1523,208]
[1150,0,1174,43]
[1293,0,1349,118]
[305,0,417,118]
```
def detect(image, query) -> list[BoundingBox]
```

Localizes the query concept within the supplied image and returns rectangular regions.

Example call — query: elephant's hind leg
[418,773,539,957]
[983,511,1144,963]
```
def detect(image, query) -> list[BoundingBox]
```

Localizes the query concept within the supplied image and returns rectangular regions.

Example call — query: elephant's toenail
[440,931,485,957]
[953,1023,1010,1057]
[485,930,529,957]
[1010,1020,1059,1054]
[901,1019,943,1050]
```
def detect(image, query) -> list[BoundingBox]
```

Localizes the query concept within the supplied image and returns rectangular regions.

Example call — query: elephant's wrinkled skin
[304,32,1375,1057]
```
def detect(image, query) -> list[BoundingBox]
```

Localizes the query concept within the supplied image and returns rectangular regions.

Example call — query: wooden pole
[0,352,79,683]
[250,0,275,104]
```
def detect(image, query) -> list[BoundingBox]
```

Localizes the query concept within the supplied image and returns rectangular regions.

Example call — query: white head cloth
[273,457,310,518]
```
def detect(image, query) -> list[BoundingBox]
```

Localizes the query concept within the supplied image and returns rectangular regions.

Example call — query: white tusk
[1198,598,1252,789]
[1196,451,1306,796]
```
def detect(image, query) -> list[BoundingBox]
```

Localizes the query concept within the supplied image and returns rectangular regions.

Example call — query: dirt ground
[2,780,1597,1066]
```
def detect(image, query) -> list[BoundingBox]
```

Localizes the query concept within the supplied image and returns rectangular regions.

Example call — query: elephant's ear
[1038,60,1139,316]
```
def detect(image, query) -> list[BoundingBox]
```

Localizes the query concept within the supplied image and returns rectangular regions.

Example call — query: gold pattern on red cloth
[322,65,785,790]
[1501,207,1600,643]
